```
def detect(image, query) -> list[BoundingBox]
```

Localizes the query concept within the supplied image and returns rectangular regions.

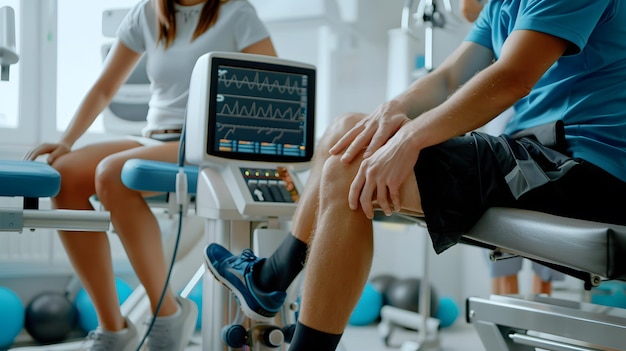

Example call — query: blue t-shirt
[465,0,626,183]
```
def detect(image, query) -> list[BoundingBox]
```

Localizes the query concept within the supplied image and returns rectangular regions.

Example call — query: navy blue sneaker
[204,243,286,322]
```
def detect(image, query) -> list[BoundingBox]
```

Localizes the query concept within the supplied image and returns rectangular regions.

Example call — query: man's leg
[252,113,349,292]
[288,152,374,350]
[206,111,423,349]
[290,130,423,351]
[205,113,379,319]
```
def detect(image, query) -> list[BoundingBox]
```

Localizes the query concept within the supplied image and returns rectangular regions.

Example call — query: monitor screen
[206,56,316,164]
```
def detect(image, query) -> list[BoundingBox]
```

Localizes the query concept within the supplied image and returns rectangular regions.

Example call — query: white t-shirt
[116,0,270,136]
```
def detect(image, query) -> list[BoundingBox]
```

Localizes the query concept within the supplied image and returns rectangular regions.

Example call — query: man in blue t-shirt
[204,1,626,350]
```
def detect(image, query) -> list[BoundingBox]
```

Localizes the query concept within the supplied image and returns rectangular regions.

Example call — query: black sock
[253,233,307,292]
[288,321,343,351]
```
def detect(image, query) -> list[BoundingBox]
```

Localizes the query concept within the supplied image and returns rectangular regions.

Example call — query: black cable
[177,116,187,168]
[135,115,188,351]
[135,203,184,350]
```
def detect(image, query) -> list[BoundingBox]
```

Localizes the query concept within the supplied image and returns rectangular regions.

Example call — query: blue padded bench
[121,158,199,195]
[0,160,110,232]
[0,160,60,199]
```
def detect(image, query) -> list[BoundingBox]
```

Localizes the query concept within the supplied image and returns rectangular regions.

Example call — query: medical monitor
[186,52,316,167]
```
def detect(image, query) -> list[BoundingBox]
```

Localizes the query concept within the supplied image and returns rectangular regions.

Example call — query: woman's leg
[51,139,143,332]
[288,114,361,243]
[95,141,180,317]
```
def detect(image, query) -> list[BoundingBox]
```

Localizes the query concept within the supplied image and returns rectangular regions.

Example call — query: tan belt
[146,129,183,139]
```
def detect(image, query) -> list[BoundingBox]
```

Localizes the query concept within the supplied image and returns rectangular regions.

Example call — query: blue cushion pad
[0,160,61,198]
[121,159,198,194]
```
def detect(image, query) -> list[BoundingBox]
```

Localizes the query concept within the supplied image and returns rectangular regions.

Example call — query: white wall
[250,0,405,139]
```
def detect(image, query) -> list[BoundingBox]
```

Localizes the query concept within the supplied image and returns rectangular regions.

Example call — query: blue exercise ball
[185,282,203,330]
[349,282,384,326]
[591,281,626,309]
[74,278,133,332]
[25,291,77,344]
[435,296,459,328]
[0,286,25,349]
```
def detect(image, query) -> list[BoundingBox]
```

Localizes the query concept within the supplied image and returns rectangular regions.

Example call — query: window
[54,0,139,135]
[0,0,39,149]
[0,0,20,129]
[0,0,139,150]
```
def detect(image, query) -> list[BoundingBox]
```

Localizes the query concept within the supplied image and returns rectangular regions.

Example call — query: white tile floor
[9,323,484,351]
[181,322,484,351]
[179,318,485,351]
[12,289,603,351]
[341,322,485,351]
[181,288,589,351]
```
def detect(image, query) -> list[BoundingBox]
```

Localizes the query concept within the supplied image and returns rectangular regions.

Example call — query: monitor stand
[196,163,306,351]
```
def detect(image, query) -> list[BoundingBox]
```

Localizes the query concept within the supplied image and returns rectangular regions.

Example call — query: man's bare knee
[317,113,366,153]
[319,154,357,204]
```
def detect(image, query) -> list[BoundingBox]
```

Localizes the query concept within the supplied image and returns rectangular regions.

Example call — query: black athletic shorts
[414,122,626,254]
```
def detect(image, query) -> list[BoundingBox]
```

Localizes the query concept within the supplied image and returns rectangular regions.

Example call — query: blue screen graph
[214,64,311,158]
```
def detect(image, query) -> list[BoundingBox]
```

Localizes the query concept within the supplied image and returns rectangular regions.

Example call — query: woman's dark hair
[154,0,225,48]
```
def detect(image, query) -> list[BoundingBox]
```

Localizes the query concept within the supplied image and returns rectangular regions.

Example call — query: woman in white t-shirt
[24,1,276,350]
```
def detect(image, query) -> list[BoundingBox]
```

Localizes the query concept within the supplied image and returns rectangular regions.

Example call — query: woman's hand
[348,123,421,219]
[329,100,411,164]
[24,143,71,164]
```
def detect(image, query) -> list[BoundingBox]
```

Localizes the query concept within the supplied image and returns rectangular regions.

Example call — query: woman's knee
[94,155,128,204]
[50,154,96,203]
